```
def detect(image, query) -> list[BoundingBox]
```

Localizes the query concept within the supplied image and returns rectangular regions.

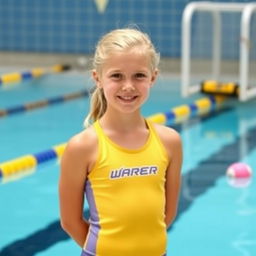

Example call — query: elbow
[60,216,87,234]
[60,218,73,234]
[165,210,178,229]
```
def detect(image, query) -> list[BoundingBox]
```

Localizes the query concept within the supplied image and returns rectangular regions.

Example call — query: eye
[134,73,147,79]
[110,73,122,80]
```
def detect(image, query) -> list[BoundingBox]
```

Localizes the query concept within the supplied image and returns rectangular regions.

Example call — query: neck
[100,112,146,133]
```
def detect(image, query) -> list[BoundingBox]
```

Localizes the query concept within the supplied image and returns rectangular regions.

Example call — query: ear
[92,70,101,88]
[150,69,158,87]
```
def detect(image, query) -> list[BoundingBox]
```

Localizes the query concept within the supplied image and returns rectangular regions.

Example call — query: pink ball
[227,177,251,188]
[226,162,252,178]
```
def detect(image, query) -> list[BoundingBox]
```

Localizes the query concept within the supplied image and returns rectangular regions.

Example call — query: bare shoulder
[152,123,181,143]
[151,123,182,157]
[61,125,98,175]
[65,126,97,155]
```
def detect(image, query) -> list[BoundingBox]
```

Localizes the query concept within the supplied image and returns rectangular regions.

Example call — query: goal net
[181,2,256,101]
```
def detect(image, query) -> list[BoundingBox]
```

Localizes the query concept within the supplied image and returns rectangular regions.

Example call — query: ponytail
[83,87,107,127]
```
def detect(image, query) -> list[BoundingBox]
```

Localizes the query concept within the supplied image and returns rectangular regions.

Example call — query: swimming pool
[0,71,255,256]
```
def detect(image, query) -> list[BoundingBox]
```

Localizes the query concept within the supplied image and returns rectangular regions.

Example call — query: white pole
[181,3,195,97]
[212,10,221,80]
[190,2,246,12]
[240,3,256,101]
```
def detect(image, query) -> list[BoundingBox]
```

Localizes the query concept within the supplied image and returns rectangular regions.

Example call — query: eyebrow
[107,69,149,74]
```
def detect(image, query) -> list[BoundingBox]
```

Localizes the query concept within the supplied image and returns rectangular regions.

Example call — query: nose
[121,79,135,91]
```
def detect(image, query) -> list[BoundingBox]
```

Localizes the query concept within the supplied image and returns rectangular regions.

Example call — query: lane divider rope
[0,95,226,180]
[0,89,89,117]
[0,64,71,86]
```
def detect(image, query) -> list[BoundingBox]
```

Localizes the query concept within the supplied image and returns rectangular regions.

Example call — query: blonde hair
[84,28,160,127]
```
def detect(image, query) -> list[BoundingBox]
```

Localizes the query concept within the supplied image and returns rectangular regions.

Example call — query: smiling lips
[117,95,138,102]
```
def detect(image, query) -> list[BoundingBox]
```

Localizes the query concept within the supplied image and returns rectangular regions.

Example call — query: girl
[59,28,182,256]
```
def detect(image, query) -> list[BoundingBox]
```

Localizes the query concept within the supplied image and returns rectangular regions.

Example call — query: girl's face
[93,50,158,115]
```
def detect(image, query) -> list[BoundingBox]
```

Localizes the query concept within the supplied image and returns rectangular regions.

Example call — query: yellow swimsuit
[81,120,169,256]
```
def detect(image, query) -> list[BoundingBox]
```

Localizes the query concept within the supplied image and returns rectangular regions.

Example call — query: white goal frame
[181,1,256,101]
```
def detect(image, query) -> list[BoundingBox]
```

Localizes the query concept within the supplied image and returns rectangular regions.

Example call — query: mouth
[117,95,138,103]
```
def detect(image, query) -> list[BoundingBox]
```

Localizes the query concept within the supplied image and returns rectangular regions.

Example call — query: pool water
[0,72,255,256]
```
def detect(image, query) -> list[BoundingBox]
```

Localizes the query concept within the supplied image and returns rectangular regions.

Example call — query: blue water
[0,72,256,256]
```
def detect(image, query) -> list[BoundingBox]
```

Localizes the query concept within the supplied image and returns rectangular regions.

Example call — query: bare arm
[154,124,183,228]
[59,133,91,248]
[164,129,182,228]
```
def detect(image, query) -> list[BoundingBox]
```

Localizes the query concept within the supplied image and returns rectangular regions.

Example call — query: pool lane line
[0,144,66,180]
[147,95,225,125]
[0,209,90,256]
[1,113,255,256]
[0,89,89,118]
[0,95,226,180]
[0,64,71,87]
